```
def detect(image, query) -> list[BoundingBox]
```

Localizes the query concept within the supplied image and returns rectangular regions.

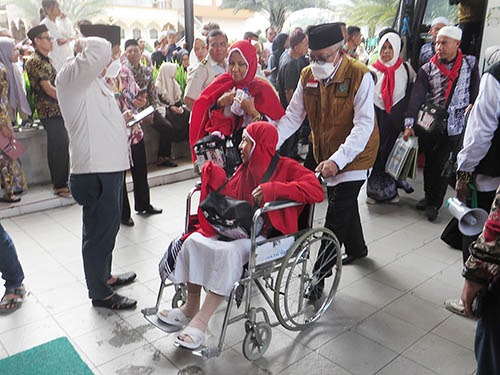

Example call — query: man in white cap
[277,22,379,300]
[404,25,480,222]
[419,16,449,66]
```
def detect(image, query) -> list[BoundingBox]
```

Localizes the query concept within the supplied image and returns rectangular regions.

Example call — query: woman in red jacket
[189,40,285,169]
[159,121,324,349]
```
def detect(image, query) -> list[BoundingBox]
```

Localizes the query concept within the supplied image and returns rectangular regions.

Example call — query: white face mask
[105,58,121,78]
[310,61,335,80]
[310,49,341,80]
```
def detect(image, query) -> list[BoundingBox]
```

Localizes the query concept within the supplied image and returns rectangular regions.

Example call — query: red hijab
[189,40,285,160]
[431,49,463,100]
[195,121,324,237]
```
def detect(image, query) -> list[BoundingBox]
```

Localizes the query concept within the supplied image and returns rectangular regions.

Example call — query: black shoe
[157,159,177,168]
[416,198,427,211]
[121,217,135,226]
[107,272,137,288]
[92,293,137,310]
[143,205,163,215]
[342,248,368,265]
[425,206,439,222]
[304,278,324,301]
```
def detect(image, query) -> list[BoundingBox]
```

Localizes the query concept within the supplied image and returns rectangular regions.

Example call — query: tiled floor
[0,176,478,374]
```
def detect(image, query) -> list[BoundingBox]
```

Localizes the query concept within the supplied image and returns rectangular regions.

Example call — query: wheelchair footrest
[142,308,183,333]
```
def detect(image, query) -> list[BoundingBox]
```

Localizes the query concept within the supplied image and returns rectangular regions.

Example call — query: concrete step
[0,158,196,219]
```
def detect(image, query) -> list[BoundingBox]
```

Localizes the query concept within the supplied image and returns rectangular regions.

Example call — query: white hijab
[155,62,182,105]
[370,32,415,111]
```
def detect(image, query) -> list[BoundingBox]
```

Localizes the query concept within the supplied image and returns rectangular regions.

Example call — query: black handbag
[416,102,448,135]
[200,153,279,240]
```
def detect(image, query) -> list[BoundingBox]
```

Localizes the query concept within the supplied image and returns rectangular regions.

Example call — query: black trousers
[459,21,482,56]
[475,280,500,375]
[313,180,367,277]
[122,139,151,219]
[40,116,70,189]
[416,129,461,209]
[152,110,174,158]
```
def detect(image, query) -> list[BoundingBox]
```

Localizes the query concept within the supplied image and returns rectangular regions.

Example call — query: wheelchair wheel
[242,322,272,361]
[274,227,341,331]
[171,284,187,309]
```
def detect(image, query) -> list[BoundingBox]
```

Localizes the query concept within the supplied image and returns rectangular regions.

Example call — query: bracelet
[252,113,263,122]
[404,118,414,129]
[456,171,473,184]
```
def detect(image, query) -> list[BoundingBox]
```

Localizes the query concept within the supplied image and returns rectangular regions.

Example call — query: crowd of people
[0,1,499,373]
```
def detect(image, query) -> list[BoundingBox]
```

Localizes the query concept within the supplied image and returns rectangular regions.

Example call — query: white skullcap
[431,17,449,27]
[485,45,500,66]
[437,25,462,41]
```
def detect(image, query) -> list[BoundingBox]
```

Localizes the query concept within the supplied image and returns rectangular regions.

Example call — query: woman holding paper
[366,30,416,204]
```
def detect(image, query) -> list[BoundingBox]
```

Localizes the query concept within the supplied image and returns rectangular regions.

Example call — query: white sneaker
[366,197,377,205]
[444,298,465,316]
[389,194,400,204]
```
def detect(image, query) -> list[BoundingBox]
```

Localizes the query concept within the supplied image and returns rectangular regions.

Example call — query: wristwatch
[404,118,414,129]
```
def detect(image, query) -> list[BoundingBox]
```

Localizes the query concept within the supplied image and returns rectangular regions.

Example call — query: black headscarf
[272,33,289,70]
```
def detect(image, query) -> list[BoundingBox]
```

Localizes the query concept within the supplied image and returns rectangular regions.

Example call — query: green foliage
[219,0,331,31]
[7,0,107,25]
[342,0,399,38]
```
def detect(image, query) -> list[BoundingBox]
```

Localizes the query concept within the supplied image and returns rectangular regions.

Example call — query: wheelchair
[142,183,342,361]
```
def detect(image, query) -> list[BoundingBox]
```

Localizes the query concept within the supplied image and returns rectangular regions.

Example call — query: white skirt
[168,232,252,297]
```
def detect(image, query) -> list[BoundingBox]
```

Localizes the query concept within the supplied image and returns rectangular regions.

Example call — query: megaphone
[446,197,489,236]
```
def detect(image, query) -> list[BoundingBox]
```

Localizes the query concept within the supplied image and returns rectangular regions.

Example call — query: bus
[393,0,500,72]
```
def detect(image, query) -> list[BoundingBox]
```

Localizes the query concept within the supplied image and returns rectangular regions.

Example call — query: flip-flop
[0,195,21,203]
[175,326,205,349]
[157,308,190,327]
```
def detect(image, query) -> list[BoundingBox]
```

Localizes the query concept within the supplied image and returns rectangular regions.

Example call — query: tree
[219,0,331,31]
[342,0,398,38]
[7,0,107,26]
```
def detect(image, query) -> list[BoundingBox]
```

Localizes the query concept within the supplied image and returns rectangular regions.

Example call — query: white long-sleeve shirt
[457,72,500,192]
[41,17,75,73]
[277,71,375,186]
[56,37,129,174]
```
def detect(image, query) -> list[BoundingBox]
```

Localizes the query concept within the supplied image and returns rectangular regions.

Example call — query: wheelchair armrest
[261,200,303,213]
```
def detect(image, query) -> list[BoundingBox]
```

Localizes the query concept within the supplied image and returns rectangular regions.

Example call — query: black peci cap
[307,23,344,50]
[80,24,121,46]
[27,24,49,42]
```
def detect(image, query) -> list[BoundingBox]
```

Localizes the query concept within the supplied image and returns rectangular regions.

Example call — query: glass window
[133,28,141,39]
[150,29,158,40]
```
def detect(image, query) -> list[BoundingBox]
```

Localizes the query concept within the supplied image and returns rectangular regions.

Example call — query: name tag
[306,80,319,88]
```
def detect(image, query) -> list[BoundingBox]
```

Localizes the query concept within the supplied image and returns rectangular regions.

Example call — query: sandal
[107,272,137,288]
[53,188,72,198]
[0,284,26,313]
[157,308,190,327]
[175,326,205,349]
[0,195,21,203]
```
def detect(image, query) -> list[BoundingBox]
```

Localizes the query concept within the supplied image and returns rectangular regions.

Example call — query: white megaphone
[446,197,489,236]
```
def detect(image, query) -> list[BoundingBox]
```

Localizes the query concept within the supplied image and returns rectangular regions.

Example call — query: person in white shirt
[40,0,75,72]
[277,22,379,299]
[56,24,137,310]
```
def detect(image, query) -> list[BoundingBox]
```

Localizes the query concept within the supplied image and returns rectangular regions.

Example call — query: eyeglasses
[307,49,339,64]
[38,36,54,41]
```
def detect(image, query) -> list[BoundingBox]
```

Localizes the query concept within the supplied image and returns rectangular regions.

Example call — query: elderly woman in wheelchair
[156,121,325,350]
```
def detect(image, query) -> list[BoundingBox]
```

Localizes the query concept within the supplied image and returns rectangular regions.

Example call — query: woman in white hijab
[155,62,190,143]
[189,35,208,67]
[366,30,416,204]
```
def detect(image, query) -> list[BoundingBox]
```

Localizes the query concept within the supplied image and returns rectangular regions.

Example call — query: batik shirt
[25,51,61,119]
[106,64,144,145]
[127,62,158,108]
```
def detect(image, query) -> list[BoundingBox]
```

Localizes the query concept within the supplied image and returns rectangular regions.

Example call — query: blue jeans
[70,172,124,300]
[0,222,24,291]
[475,281,500,375]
